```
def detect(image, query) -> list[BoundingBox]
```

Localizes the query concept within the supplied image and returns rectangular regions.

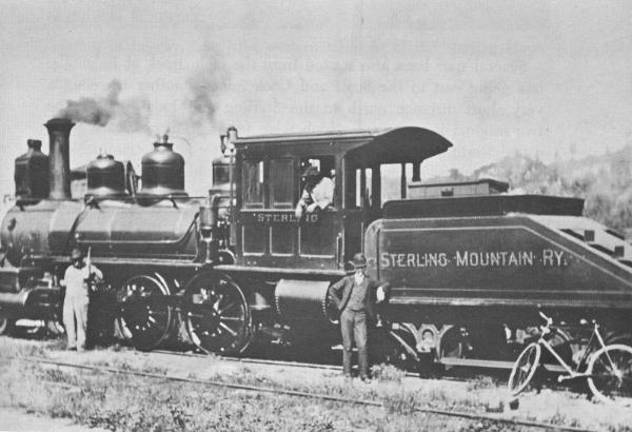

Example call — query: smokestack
[44,118,74,200]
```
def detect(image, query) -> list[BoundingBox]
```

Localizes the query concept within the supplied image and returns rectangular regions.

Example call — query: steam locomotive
[1,118,631,370]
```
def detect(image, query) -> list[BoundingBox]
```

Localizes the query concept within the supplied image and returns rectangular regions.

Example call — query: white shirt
[63,263,103,298]
[298,177,334,211]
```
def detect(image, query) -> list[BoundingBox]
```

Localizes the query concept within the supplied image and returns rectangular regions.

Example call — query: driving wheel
[184,271,253,355]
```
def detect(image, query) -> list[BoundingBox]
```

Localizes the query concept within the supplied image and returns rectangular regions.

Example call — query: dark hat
[71,247,84,260]
[301,166,320,179]
[349,253,367,270]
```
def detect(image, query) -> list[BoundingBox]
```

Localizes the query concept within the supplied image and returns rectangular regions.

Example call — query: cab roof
[232,126,453,165]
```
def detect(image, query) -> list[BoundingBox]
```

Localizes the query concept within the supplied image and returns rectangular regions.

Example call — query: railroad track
[4,354,597,432]
[148,348,498,384]
[151,349,425,378]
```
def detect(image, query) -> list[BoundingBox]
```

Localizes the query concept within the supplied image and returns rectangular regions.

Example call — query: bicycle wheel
[508,342,541,395]
[587,344,632,403]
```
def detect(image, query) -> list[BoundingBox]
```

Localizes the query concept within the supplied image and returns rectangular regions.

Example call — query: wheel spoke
[220,316,244,322]
[219,322,238,337]
[148,310,169,318]
[217,301,237,315]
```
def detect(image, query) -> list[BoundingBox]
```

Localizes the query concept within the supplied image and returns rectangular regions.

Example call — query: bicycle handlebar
[538,310,553,326]
[537,309,600,337]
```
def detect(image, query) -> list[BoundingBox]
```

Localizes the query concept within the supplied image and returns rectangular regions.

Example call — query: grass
[0,337,620,431]
[466,375,499,392]
[0,357,495,431]
[0,356,543,432]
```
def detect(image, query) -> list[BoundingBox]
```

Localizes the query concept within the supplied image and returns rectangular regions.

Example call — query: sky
[1,0,631,196]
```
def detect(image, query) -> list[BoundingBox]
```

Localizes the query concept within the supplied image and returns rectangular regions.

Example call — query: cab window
[270,158,294,209]
[352,167,374,208]
[242,159,264,208]
[298,156,335,208]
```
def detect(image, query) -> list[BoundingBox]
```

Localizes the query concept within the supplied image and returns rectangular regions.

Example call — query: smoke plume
[57,80,151,133]
[185,45,228,127]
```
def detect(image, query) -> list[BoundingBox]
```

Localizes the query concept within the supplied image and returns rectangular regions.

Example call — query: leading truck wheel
[116,274,174,351]
[508,342,541,396]
[587,344,632,403]
[184,272,253,355]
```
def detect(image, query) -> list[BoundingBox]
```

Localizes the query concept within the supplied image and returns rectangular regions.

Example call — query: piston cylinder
[274,279,338,325]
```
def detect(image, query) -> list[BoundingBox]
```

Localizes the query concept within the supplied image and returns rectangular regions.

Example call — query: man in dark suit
[329,253,389,380]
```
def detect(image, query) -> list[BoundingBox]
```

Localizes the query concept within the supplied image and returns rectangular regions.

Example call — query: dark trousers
[340,309,368,378]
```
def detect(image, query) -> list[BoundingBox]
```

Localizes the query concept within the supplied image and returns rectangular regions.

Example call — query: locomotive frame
[1,118,631,372]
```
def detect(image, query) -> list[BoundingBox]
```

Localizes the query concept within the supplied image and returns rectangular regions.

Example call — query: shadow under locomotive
[1,119,631,376]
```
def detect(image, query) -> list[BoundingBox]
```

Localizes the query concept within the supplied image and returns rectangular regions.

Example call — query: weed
[466,375,498,391]
[546,410,568,425]
[459,419,522,432]
[609,425,632,432]
[383,391,417,414]
[371,363,406,383]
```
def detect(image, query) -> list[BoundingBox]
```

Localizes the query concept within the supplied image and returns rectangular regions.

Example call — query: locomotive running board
[439,357,566,373]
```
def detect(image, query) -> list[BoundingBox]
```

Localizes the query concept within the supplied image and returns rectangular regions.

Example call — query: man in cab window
[295,165,334,219]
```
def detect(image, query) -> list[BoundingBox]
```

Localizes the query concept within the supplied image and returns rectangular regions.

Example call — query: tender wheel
[116,274,174,351]
[469,324,510,360]
[0,314,15,336]
[508,342,541,395]
[587,344,632,403]
[184,272,253,355]
[369,328,416,371]
[437,325,470,372]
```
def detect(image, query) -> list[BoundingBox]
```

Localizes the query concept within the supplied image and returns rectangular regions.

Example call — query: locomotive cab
[227,127,452,273]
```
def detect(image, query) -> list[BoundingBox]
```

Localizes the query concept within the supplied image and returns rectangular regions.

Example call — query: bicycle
[508,310,632,403]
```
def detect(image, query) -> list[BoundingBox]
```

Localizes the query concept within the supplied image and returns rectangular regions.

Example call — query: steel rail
[152,349,353,373]
[6,355,596,432]
[149,349,468,381]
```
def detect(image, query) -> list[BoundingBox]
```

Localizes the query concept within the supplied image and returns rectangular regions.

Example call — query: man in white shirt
[295,166,334,219]
[62,247,103,351]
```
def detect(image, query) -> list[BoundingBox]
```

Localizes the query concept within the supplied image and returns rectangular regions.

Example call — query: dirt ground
[0,407,108,432]
[1,336,631,431]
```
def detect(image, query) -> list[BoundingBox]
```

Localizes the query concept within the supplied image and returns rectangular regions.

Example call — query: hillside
[426,145,632,236]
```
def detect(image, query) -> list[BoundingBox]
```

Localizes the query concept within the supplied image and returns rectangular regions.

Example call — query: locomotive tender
[1,118,631,369]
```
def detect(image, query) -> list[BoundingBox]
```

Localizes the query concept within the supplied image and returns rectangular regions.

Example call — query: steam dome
[86,153,127,198]
[139,135,187,197]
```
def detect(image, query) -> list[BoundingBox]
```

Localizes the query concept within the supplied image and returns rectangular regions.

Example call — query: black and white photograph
[0,1,631,431]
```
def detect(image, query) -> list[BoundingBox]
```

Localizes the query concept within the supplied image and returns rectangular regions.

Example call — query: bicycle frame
[537,320,609,383]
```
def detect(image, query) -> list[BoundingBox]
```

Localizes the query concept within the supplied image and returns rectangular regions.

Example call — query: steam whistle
[220,126,237,156]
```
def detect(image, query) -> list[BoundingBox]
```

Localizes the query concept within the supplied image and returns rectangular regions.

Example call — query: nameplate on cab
[240,211,320,224]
